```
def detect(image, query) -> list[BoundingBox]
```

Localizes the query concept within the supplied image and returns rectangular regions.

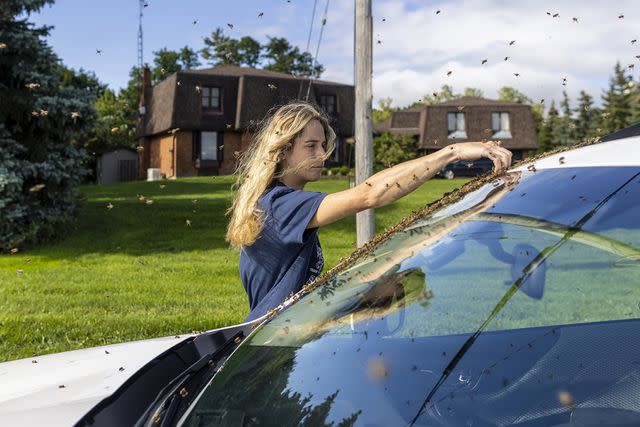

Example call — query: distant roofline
[176,64,353,87]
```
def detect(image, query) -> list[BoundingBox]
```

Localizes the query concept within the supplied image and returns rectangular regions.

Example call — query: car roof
[512,134,640,172]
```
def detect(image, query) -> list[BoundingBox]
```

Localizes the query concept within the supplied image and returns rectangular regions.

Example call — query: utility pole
[354,0,375,247]
[137,0,144,84]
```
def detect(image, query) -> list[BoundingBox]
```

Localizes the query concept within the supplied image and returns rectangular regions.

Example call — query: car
[437,157,494,179]
[1,126,640,427]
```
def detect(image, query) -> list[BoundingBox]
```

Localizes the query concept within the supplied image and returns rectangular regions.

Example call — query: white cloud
[317,0,640,110]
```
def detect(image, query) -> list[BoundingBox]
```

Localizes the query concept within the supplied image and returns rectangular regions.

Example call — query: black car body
[437,157,494,179]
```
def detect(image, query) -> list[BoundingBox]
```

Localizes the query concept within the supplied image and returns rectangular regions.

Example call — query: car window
[180,166,640,427]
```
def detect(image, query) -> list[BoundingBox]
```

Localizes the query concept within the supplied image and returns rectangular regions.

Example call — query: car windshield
[180,165,640,427]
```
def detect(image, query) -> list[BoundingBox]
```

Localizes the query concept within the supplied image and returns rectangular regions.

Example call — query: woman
[225,101,512,321]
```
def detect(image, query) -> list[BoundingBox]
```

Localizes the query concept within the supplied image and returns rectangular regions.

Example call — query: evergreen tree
[574,90,601,142]
[556,90,574,146]
[0,0,95,249]
[600,62,633,134]
[538,101,561,153]
[630,79,640,124]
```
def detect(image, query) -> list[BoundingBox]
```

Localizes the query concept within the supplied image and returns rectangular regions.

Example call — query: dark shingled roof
[138,65,354,138]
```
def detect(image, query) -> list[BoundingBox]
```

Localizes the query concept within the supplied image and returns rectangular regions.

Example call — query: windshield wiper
[134,330,245,427]
[408,170,640,426]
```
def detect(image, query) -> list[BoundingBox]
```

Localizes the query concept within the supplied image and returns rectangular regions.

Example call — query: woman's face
[280,118,327,183]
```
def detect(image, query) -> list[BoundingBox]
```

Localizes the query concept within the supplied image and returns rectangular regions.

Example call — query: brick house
[374,97,539,161]
[136,65,354,178]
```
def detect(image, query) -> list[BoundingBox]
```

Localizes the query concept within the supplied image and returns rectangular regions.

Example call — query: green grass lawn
[0,175,468,363]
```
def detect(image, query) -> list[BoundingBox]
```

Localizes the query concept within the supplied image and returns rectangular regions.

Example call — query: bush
[338,166,349,176]
[330,167,341,176]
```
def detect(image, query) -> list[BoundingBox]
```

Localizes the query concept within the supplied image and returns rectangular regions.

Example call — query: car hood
[0,334,195,426]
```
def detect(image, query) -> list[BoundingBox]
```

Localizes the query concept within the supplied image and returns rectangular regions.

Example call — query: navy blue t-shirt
[239,180,329,321]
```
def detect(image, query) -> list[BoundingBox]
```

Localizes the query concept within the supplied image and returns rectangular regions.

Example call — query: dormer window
[447,112,467,139]
[320,94,336,114]
[201,86,221,111]
[491,112,512,139]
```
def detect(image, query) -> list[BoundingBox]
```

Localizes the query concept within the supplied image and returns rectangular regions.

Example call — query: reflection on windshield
[181,167,640,427]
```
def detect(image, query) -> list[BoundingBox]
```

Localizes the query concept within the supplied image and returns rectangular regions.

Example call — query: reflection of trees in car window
[181,345,362,426]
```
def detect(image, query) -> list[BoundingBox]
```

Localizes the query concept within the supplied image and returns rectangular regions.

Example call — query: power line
[305,0,318,54]
[305,0,330,102]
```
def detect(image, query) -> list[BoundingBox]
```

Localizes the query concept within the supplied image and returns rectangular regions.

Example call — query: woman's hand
[452,140,513,174]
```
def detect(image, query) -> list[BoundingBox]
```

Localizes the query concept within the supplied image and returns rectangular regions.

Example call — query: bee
[39,109,48,116]
[70,111,80,120]
[195,85,201,93]
[145,199,154,205]
[457,105,464,111]
[106,202,114,209]
[227,23,234,29]
[111,127,119,134]
[17,269,24,274]
[192,19,198,25]
[0,42,7,49]
[234,336,243,344]
[435,10,441,15]
[446,70,452,76]
[191,199,198,203]
[96,49,102,55]
[572,17,579,23]
[267,83,277,90]
[258,12,264,17]
[504,56,510,61]
[557,391,575,408]
[119,367,125,372]
[25,82,40,90]
[29,183,46,192]
[168,128,180,135]
[32,359,38,364]
[185,219,192,226]
[226,123,233,129]
[136,145,144,152]
[527,164,537,172]
[9,247,18,254]
[159,184,166,189]
[180,388,189,397]
[509,40,516,46]
[481,59,487,65]
[552,13,559,18]
[514,73,520,77]
[618,14,624,19]
[58,384,65,389]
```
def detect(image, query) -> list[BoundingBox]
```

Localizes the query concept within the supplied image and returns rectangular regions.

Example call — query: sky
[30,0,640,110]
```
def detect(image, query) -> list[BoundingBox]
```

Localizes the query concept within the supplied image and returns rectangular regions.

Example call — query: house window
[330,137,340,162]
[320,95,336,114]
[201,132,218,160]
[201,87,221,110]
[491,112,512,139]
[447,112,467,139]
